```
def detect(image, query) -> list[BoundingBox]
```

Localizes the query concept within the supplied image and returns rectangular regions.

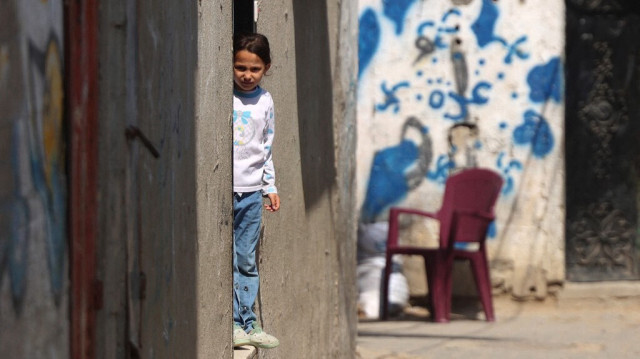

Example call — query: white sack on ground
[357,222,409,319]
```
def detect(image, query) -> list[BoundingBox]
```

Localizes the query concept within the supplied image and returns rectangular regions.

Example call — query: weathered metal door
[565,0,640,281]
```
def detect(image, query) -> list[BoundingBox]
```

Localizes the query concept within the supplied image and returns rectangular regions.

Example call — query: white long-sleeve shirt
[233,86,277,195]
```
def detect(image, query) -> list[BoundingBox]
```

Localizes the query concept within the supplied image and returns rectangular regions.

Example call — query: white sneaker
[247,323,279,349]
[233,324,251,347]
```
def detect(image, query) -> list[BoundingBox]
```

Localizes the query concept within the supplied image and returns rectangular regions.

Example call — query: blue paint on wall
[29,135,66,301]
[527,57,563,103]
[513,110,554,158]
[376,81,410,113]
[417,21,436,35]
[471,81,492,105]
[359,8,381,79]
[496,152,523,195]
[1,130,31,310]
[429,90,445,108]
[427,154,454,184]
[446,93,469,121]
[383,0,418,35]
[416,9,461,50]
[5,200,29,309]
[442,8,462,22]
[471,0,505,47]
[487,221,497,239]
[443,81,492,121]
[471,0,529,64]
[505,36,529,64]
[361,140,419,222]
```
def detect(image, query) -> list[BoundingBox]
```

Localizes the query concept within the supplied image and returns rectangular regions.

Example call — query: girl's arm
[261,99,278,197]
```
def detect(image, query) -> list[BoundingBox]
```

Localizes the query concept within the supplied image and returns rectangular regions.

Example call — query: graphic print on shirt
[234,110,256,160]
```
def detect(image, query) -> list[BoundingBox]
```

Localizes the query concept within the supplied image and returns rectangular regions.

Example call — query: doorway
[234,0,256,34]
[565,0,640,281]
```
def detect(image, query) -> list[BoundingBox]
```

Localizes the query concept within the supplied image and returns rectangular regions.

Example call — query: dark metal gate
[565,0,640,281]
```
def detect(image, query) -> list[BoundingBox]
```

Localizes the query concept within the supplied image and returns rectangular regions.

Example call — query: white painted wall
[357,0,565,298]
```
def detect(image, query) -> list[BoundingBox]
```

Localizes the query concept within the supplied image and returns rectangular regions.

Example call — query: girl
[232,33,280,349]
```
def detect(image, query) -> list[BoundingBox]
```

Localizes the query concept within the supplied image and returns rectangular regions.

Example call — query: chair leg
[443,254,455,322]
[429,254,450,323]
[469,252,495,322]
[381,253,393,320]
[424,254,435,316]
[444,256,455,322]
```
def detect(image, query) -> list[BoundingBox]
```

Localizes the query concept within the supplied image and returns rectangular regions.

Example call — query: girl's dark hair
[234,33,271,65]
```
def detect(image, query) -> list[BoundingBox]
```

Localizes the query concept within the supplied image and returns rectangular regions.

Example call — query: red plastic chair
[381,168,503,322]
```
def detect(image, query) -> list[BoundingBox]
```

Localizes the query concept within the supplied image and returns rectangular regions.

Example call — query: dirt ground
[357,294,640,359]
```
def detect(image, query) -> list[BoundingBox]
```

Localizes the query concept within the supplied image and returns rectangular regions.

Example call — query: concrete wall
[0,0,69,357]
[254,0,358,357]
[96,0,234,358]
[97,0,357,358]
[1,0,357,357]
[357,0,565,299]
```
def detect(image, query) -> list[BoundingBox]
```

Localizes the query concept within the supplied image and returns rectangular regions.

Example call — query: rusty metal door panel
[565,0,640,281]
[66,0,100,357]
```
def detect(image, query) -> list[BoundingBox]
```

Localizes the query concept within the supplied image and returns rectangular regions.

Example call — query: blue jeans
[233,191,262,331]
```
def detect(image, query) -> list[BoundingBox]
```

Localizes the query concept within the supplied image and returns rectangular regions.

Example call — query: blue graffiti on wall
[1,35,67,312]
[416,9,461,50]
[444,81,492,121]
[376,81,410,113]
[471,0,529,64]
[487,221,497,239]
[359,8,381,78]
[361,118,432,223]
[527,57,563,103]
[361,140,417,222]
[383,0,418,35]
[2,132,30,310]
[427,154,454,184]
[513,110,554,158]
[429,90,446,108]
[423,79,491,122]
[496,152,523,195]
[357,2,563,230]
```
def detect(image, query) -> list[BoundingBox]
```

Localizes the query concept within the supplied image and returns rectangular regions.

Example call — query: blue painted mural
[361,117,432,223]
[383,0,418,35]
[359,8,381,79]
[527,57,563,103]
[1,2,66,313]
[357,0,565,244]
[376,81,410,114]
[471,0,529,64]
[513,110,554,158]
[496,152,523,196]
[415,9,461,60]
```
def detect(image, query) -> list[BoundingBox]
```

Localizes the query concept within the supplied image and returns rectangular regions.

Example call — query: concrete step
[233,346,256,359]
[558,281,640,301]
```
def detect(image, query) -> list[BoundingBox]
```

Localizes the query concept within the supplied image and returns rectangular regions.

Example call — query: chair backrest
[437,168,503,248]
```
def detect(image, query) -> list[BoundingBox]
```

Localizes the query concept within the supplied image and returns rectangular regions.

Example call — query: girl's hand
[265,193,280,212]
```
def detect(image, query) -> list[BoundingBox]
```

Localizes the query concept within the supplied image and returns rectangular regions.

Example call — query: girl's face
[233,50,270,92]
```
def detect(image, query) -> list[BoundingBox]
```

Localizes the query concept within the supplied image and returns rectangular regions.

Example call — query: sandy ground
[357,295,640,359]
